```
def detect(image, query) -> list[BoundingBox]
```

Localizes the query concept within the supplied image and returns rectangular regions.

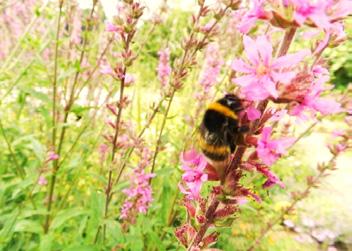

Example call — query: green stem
[0,119,25,178]
[112,97,165,187]
[44,0,64,233]
[102,30,134,240]
[150,89,175,175]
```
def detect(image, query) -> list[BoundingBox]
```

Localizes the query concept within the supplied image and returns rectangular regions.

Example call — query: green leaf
[18,86,51,104]
[50,208,88,230]
[63,245,99,251]
[0,210,19,243]
[14,220,43,234]
[40,234,53,251]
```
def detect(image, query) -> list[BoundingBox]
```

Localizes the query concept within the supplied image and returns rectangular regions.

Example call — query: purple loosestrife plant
[176,0,352,249]
[97,0,145,240]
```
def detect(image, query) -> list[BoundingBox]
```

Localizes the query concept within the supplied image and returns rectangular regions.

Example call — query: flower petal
[231,59,253,73]
[312,98,342,115]
[256,35,273,66]
[272,50,310,69]
[246,106,261,121]
[262,76,278,98]
[232,74,256,87]
[243,35,260,65]
[271,71,296,85]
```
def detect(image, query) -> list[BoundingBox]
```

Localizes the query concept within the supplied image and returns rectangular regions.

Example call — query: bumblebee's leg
[236,133,248,146]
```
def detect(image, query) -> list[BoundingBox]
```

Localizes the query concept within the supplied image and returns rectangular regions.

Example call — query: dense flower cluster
[120,148,155,222]
[178,150,208,200]
[157,48,172,87]
[198,43,223,96]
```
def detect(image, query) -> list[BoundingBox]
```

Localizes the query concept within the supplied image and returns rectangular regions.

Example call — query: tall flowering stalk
[98,0,144,240]
[176,0,351,249]
[44,0,99,233]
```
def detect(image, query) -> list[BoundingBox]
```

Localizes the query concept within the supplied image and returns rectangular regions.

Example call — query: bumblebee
[199,94,248,176]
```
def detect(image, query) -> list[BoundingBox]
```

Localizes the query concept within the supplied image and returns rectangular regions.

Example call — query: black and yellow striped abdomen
[198,133,230,161]
[199,98,241,163]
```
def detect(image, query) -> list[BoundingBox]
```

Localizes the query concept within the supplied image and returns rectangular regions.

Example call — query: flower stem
[112,97,165,187]
[0,119,25,179]
[44,1,97,233]
[150,89,176,175]
[277,27,297,57]
[188,198,220,250]
[102,28,135,241]
[44,0,64,233]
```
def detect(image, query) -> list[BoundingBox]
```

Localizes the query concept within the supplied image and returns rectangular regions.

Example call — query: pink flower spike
[199,44,223,93]
[157,48,171,87]
[245,106,261,121]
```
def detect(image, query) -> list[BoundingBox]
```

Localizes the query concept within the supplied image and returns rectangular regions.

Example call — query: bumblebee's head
[217,94,243,113]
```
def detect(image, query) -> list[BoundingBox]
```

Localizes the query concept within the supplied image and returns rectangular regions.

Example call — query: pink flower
[70,9,82,45]
[245,106,261,121]
[256,127,294,166]
[105,22,121,33]
[236,0,270,34]
[289,66,342,118]
[124,73,135,86]
[232,35,309,101]
[199,44,223,93]
[46,151,59,162]
[100,61,114,75]
[179,150,208,200]
[99,144,109,162]
[285,0,352,30]
[157,48,171,87]
[200,20,216,33]
[120,201,133,219]
[38,175,47,186]
[289,0,331,29]
[325,0,352,21]
[256,165,285,188]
